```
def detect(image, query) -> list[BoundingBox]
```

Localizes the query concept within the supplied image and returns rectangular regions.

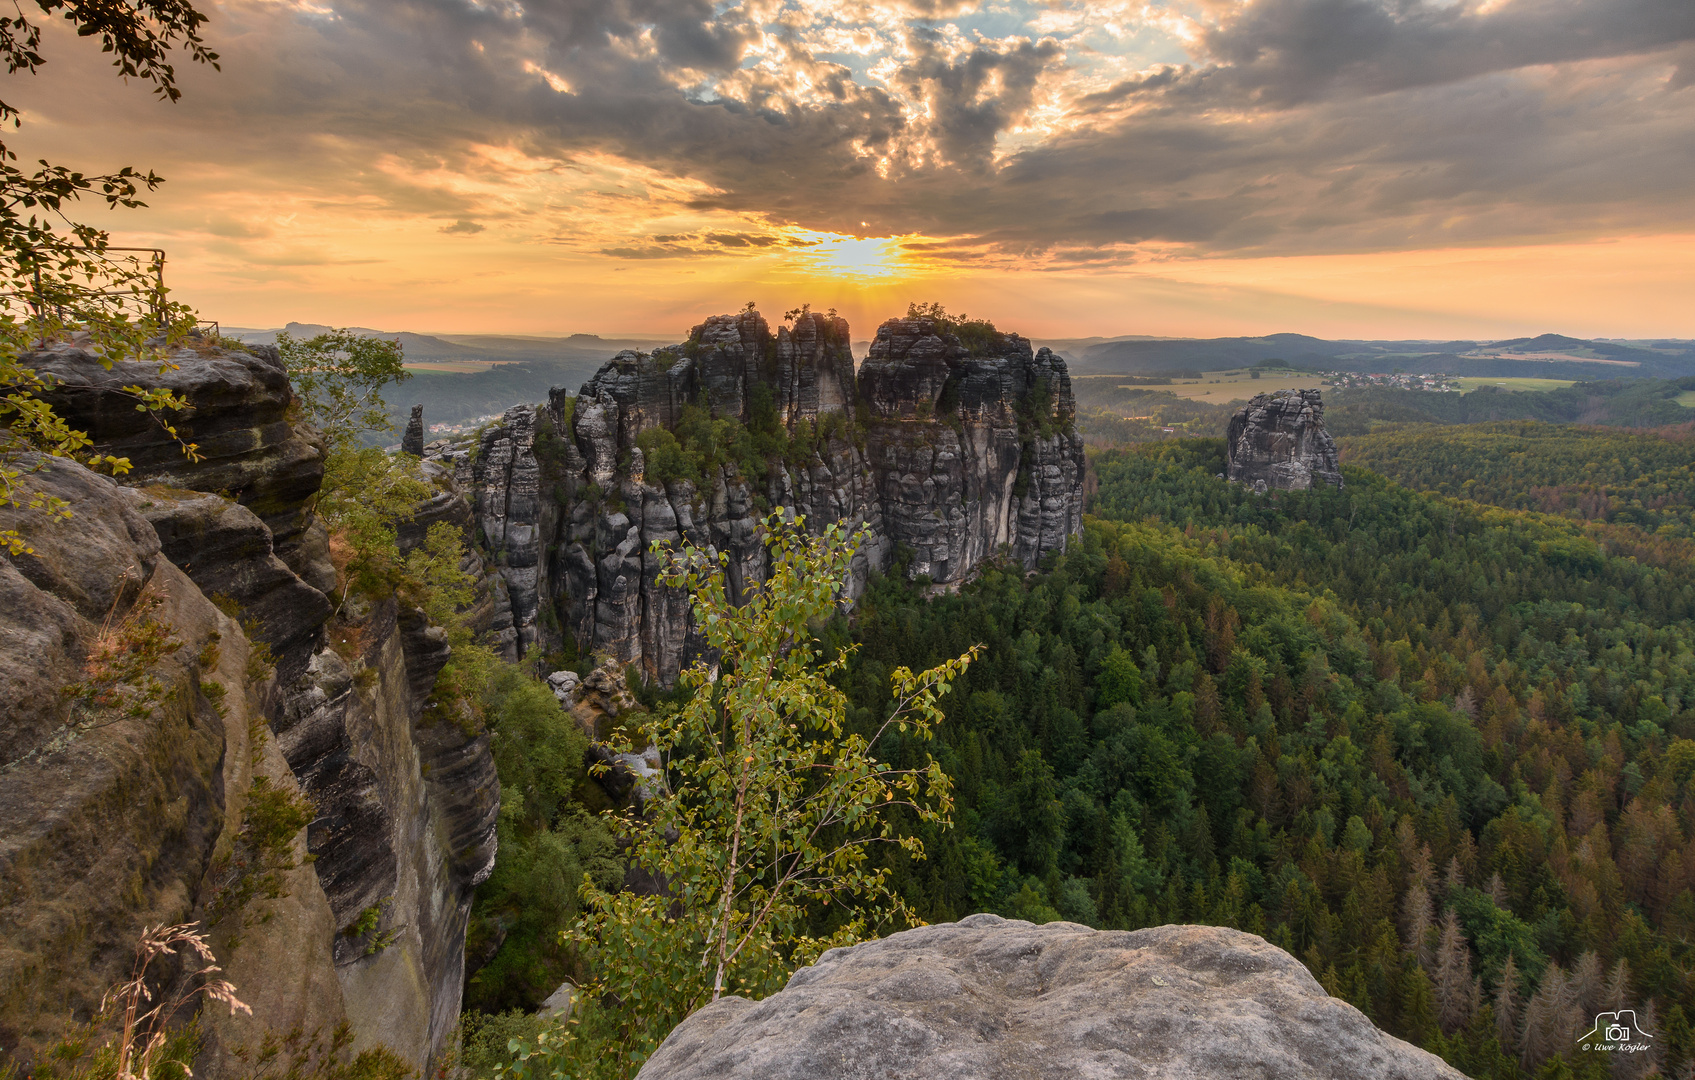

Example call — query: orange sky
[12,0,1695,342]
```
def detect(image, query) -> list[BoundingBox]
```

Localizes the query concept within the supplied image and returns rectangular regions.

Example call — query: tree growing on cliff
[277,329,409,454]
[505,515,978,1080]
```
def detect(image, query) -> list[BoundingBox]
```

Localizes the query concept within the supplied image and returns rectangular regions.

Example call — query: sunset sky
[12,0,1695,340]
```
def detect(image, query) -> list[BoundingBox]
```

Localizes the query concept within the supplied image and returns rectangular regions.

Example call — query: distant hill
[1077,332,1695,379]
[226,323,673,438]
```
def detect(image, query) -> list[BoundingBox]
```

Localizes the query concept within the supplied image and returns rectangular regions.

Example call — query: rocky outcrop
[11,342,500,1076]
[437,310,1086,685]
[435,404,558,661]
[271,595,497,1065]
[124,487,333,655]
[30,339,338,593]
[638,916,1463,1080]
[1226,389,1344,492]
[402,404,425,456]
[861,319,1084,582]
[0,455,344,1073]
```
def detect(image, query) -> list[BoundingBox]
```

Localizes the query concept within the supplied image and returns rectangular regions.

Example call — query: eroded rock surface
[12,342,501,1076]
[439,310,1086,685]
[639,916,1462,1080]
[1225,389,1344,492]
[29,340,338,591]
[0,456,344,1073]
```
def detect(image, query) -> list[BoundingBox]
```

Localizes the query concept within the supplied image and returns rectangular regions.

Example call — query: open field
[1677,391,1695,409]
[1454,377,1578,392]
[403,360,507,373]
[1128,369,1327,404]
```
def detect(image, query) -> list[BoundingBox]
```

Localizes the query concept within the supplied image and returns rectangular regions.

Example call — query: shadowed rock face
[1226,389,1344,492]
[441,311,1087,685]
[638,916,1464,1080]
[15,342,500,1076]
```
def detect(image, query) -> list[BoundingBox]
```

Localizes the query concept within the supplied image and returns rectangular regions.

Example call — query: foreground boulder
[1225,389,1343,492]
[638,916,1462,1080]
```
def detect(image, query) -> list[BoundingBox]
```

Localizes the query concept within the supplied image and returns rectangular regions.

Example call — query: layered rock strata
[638,916,1464,1080]
[436,310,1086,684]
[31,340,338,593]
[0,456,344,1074]
[1225,389,1344,492]
[402,404,425,456]
[10,342,500,1076]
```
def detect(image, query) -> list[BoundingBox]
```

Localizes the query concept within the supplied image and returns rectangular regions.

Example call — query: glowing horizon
[12,0,1694,342]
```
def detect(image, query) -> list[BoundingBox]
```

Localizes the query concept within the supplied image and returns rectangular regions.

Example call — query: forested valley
[811,438,1695,1079]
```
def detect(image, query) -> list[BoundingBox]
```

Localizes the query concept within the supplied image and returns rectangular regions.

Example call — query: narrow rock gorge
[431,309,1087,683]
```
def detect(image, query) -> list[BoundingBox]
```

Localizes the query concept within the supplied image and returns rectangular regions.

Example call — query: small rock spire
[402,403,425,456]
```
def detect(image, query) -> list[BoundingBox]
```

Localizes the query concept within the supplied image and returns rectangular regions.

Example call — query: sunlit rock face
[1225,389,1344,492]
[444,309,1086,686]
[859,317,1084,584]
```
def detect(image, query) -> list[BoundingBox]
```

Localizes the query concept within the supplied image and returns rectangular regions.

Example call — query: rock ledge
[638,916,1462,1080]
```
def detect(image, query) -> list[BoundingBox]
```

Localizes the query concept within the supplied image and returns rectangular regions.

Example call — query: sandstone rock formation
[32,339,338,592]
[435,310,1086,684]
[7,342,500,1076]
[0,456,344,1073]
[1225,389,1344,492]
[403,403,426,456]
[638,916,1463,1080]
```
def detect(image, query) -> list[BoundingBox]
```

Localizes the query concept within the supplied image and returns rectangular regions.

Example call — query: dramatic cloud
[8,0,1694,333]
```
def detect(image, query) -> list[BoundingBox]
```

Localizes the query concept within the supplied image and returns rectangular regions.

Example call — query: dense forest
[822,440,1695,1078]
[1341,421,1695,538]
[458,394,1695,1078]
[1324,380,1695,436]
[1071,377,1695,448]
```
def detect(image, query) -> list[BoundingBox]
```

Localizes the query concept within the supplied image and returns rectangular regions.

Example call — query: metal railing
[3,246,170,344]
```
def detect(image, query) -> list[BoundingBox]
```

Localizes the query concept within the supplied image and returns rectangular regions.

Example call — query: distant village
[1324,370,1462,392]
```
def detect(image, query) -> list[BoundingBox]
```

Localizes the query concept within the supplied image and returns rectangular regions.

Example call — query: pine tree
[1495,953,1523,1056]
[1435,910,1477,1034]
[1486,870,1510,909]
[1444,855,1466,896]
[1403,881,1436,972]
[1602,958,1631,1016]
[1571,951,1604,1020]
[1522,961,1577,1070]
[1401,961,1439,1047]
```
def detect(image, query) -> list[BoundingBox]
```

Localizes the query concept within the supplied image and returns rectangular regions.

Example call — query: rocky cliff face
[1225,389,1344,492]
[435,310,1086,684]
[5,342,499,1076]
[638,916,1463,1080]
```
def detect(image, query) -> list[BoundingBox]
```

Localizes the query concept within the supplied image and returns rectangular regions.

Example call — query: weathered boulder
[638,916,1463,1080]
[1225,389,1343,492]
